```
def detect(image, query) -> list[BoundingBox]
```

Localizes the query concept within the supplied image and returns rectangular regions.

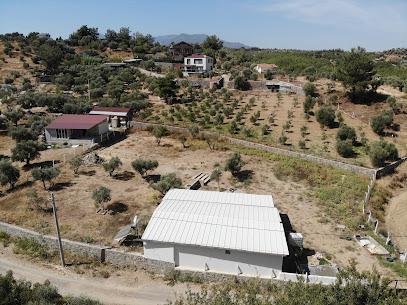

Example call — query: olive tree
[316,106,336,128]
[151,126,169,145]
[225,153,245,176]
[92,186,111,209]
[131,159,159,177]
[102,156,122,177]
[0,160,20,189]
[11,140,40,165]
[369,140,398,167]
[152,173,182,195]
[32,167,60,190]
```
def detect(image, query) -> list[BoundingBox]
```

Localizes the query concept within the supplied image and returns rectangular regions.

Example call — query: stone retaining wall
[0,220,338,284]
[0,221,173,273]
[132,121,376,177]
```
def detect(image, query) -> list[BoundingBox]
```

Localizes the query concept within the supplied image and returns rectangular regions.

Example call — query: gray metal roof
[142,189,289,256]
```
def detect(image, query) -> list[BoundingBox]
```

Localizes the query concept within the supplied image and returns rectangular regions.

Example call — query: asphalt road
[0,253,189,305]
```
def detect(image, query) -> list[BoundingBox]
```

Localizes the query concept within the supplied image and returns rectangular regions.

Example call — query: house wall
[45,121,109,145]
[144,241,283,278]
[183,57,213,73]
[143,241,175,263]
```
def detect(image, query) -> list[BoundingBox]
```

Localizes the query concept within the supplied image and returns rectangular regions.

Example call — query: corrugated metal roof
[142,189,289,256]
[46,114,108,130]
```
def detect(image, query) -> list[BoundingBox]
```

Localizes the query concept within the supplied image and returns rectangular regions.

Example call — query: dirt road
[0,251,190,305]
[386,190,407,250]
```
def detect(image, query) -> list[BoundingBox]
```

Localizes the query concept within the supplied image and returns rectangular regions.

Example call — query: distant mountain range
[154,33,251,49]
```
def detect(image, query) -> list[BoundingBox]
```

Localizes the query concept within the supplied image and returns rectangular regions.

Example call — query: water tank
[111,116,118,128]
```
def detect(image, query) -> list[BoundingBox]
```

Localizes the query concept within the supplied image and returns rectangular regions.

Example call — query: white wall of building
[184,56,214,73]
[144,241,175,263]
[144,241,283,278]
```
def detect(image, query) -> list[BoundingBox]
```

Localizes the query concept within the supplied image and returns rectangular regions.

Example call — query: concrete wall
[144,241,283,278]
[144,241,175,263]
[175,244,282,278]
[132,121,376,177]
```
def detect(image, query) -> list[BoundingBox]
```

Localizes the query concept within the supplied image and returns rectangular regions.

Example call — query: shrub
[303,82,318,97]
[336,139,354,157]
[131,159,159,177]
[369,140,399,167]
[92,186,111,208]
[298,139,306,149]
[151,125,169,145]
[234,76,251,91]
[303,96,316,114]
[69,156,83,174]
[371,111,393,135]
[278,133,288,145]
[316,106,336,128]
[14,237,50,259]
[152,173,182,195]
[0,160,20,189]
[8,126,37,142]
[32,167,60,190]
[336,125,356,144]
[102,156,122,176]
[11,140,40,165]
[224,153,245,176]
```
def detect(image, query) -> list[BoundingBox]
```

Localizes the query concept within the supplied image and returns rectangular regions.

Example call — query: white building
[255,63,278,74]
[183,54,214,76]
[142,189,289,278]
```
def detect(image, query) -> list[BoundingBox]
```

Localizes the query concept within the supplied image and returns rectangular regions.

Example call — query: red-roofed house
[89,107,133,128]
[255,64,278,74]
[183,54,214,76]
[45,114,109,145]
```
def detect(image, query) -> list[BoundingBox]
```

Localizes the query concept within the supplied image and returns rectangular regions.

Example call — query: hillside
[154,33,251,48]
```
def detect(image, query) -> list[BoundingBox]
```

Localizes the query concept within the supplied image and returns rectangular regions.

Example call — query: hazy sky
[1,0,406,50]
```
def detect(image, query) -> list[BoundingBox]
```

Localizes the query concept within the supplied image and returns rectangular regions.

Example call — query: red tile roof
[91,107,131,113]
[47,114,108,130]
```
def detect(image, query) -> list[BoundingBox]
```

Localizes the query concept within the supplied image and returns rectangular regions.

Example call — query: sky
[1,0,406,51]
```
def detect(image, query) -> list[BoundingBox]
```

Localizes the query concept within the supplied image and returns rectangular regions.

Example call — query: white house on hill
[142,189,289,278]
[183,54,214,76]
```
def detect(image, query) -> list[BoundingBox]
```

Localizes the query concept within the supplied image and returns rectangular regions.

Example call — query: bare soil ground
[0,131,397,277]
[0,244,192,305]
[381,162,407,250]
[151,88,387,167]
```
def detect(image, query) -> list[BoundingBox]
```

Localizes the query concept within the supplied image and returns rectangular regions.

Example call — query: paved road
[0,253,189,305]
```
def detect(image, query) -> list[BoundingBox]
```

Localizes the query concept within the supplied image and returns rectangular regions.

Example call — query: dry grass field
[0,130,396,277]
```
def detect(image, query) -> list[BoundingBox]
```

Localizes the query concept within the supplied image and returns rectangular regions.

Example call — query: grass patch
[164,269,203,286]
[229,144,369,228]
[0,231,10,247]
[13,237,53,259]
[380,258,407,280]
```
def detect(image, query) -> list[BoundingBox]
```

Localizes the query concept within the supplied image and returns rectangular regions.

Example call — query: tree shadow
[106,201,128,214]
[50,181,75,191]
[145,174,161,183]
[80,169,96,176]
[4,180,33,195]
[23,160,56,171]
[114,171,135,181]
[235,169,254,182]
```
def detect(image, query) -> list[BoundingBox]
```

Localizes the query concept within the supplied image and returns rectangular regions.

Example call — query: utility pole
[51,192,65,267]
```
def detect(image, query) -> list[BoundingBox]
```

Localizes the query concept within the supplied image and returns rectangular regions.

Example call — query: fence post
[386,233,391,245]
[374,220,379,234]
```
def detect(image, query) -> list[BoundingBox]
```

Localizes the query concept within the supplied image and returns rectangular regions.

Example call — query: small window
[225,250,231,255]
